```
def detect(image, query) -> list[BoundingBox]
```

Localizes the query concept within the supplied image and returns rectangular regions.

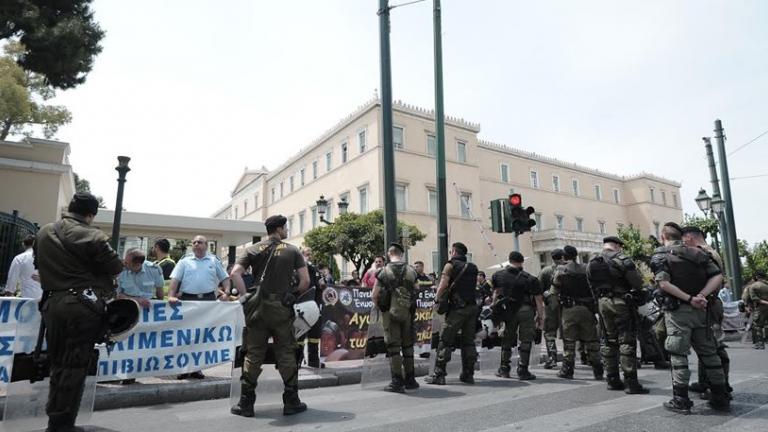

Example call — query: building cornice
[478,140,681,187]
[0,157,72,175]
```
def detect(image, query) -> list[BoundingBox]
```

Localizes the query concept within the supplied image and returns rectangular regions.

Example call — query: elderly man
[169,235,229,379]
[118,248,164,309]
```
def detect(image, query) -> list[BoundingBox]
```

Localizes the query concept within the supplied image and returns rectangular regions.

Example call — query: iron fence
[0,210,39,288]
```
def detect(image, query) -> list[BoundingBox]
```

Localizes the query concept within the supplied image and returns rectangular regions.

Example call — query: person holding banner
[34,192,124,432]
[373,242,420,393]
[229,215,310,417]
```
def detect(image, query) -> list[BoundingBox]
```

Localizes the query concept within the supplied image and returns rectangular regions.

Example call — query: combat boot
[653,360,671,369]
[516,365,536,381]
[544,340,558,369]
[495,366,511,378]
[580,349,590,366]
[425,366,446,385]
[689,381,709,393]
[385,374,406,393]
[707,384,731,412]
[459,367,475,384]
[282,387,307,415]
[230,389,256,417]
[756,340,766,350]
[624,374,650,395]
[557,361,574,379]
[663,384,693,414]
[606,374,624,391]
[46,415,84,432]
[592,363,604,381]
[404,373,420,390]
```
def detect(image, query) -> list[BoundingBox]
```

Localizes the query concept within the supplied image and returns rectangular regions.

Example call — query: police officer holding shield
[34,193,124,432]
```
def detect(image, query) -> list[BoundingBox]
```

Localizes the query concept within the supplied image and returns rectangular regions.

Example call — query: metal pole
[111,156,131,252]
[433,0,449,268]
[703,138,732,282]
[378,0,398,250]
[714,119,743,298]
[513,234,520,254]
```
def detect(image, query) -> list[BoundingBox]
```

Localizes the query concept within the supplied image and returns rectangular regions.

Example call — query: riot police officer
[34,193,124,432]
[651,222,729,413]
[491,251,544,380]
[587,236,649,394]
[539,248,565,369]
[552,245,603,380]
[425,242,479,385]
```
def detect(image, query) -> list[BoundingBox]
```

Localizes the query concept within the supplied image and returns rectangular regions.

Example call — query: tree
[741,240,768,283]
[303,210,426,274]
[74,172,106,208]
[617,224,656,264]
[682,213,720,242]
[0,0,104,89]
[0,42,72,140]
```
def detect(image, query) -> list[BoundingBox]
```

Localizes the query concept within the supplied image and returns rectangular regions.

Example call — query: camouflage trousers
[241,299,298,394]
[561,305,600,367]
[434,304,479,375]
[598,297,637,379]
[499,304,536,371]
[382,311,415,379]
[664,304,725,387]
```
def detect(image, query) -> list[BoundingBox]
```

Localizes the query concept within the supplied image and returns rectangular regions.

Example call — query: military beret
[603,236,624,246]
[264,214,287,230]
[550,248,565,259]
[67,192,100,217]
[664,222,683,233]
[563,245,578,259]
[389,242,404,253]
[508,251,524,263]
[681,226,705,237]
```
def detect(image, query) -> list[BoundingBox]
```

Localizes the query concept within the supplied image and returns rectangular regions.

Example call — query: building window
[617,222,624,230]
[500,164,509,183]
[311,207,318,228]
[530,170,539,189]
[598,221,606,234]
[326,199,333,222]
[289,176,294,193]
[594,184,602,201]
[427,134,436,157]
[428,189,437,215]
[572,179,580,196]
[534,213,542,231]
[287,215,294,237]
[457,141,467,163]
[556,215,564,230]
[280,181,284,198]
[431,250,440,274]
[326,152,332,171]
[613,188,620,204]
[271,188,276,203]
[393,126,404,149]
[299,168,305,186]
[466,252,474,263]
[254,194,259,209]
[539,253,548,270]
[312,161,318,179]
[359,186,368,213]
[358,130,367,153]
[672,193,678,208]
[395,184,408,211]
[460,192,472,218]
[235,206,239,219]
[243,200,248,216]
[650,187,656,203]
[654,222,660,238]
[341,142,348,163]
[299,212,306,234]
[576,217,584,232]
[552,175,560,192]
[661,191,667,206]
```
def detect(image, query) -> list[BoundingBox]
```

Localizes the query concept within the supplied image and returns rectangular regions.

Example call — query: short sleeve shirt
[118,261,164,298]
[237,240,305,294]
[170,254,228,294]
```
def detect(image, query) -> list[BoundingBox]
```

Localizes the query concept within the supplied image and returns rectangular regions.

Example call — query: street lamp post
[315,195,350,278]
[111,156,131,251]
[401,225,411,264]
[695,188,721,252]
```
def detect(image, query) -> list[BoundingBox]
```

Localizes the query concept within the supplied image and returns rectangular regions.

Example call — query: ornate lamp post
[111,156,131,251]
[401,225,411,264]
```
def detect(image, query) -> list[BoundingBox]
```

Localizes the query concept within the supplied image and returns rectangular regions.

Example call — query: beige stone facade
[0,138,75,226]
[215,98,683,275]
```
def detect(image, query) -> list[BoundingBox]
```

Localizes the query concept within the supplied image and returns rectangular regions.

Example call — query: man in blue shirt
[117,248,164,308]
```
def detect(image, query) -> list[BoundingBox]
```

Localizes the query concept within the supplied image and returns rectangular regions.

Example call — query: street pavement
[79,340,767,432]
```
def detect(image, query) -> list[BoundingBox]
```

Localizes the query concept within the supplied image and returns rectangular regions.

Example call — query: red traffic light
[509,193,522,207]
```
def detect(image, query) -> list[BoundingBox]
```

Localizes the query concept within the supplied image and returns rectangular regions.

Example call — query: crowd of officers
[28,191,768,430]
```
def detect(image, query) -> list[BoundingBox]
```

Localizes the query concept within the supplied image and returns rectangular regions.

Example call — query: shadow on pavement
[266,409,356,427]
[403,388,466,399]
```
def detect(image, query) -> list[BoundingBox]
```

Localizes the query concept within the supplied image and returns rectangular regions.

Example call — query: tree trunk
[0,121,12,140]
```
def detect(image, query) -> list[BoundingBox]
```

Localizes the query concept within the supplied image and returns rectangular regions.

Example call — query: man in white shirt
[4,235,42,299]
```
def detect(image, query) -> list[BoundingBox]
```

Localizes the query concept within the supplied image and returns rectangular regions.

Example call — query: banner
[0,298,243,387]
[319,284,435,361]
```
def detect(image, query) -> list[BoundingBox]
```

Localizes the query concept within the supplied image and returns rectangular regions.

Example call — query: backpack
[587,253,621,293]
[387,265,415,322]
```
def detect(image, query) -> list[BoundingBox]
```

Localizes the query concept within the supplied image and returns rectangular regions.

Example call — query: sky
[42,0,768,243]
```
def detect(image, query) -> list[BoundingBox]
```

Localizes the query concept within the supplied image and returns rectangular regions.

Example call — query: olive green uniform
[748,279,768,349]
[34,213,123,430]
[237,240,306,402]
[650,241,727,409]
[491,266,541,377]
[538,264,561,367]
[376,261,418,386]
[587,250,645,388]
[552,261,602,378]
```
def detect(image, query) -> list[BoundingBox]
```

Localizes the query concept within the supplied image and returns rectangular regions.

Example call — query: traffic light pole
[378,0,398,249]
[714,119,743,299]
[433,0,449,269]
[513,234,520,254]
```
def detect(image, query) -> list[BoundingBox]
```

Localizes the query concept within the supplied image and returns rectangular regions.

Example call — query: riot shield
[360,307,391,389]
[2,300,97,432]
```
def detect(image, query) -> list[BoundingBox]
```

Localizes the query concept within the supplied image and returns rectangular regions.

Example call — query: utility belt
[179,291,216,300]
[560,296,596,309]
[659,294,681,312]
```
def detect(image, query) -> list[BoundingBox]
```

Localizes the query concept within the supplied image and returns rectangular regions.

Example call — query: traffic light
[507,194,536,234]
[490,200,503,233]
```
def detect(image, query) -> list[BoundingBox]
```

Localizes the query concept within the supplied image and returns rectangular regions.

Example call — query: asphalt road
[61,342,768,431]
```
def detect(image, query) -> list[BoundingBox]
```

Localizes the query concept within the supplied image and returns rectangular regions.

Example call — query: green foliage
[0,42,72,140]
[0,0,104,89]
[617,224,656,264]
[73,172,106,208]
[682,213,720,238]
[741,240,768,282]
[303,210,426,274]
[171,239,190,263]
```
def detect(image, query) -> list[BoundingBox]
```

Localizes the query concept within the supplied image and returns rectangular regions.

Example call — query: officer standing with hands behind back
[229,215,310,418]
[34,193,124,432]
